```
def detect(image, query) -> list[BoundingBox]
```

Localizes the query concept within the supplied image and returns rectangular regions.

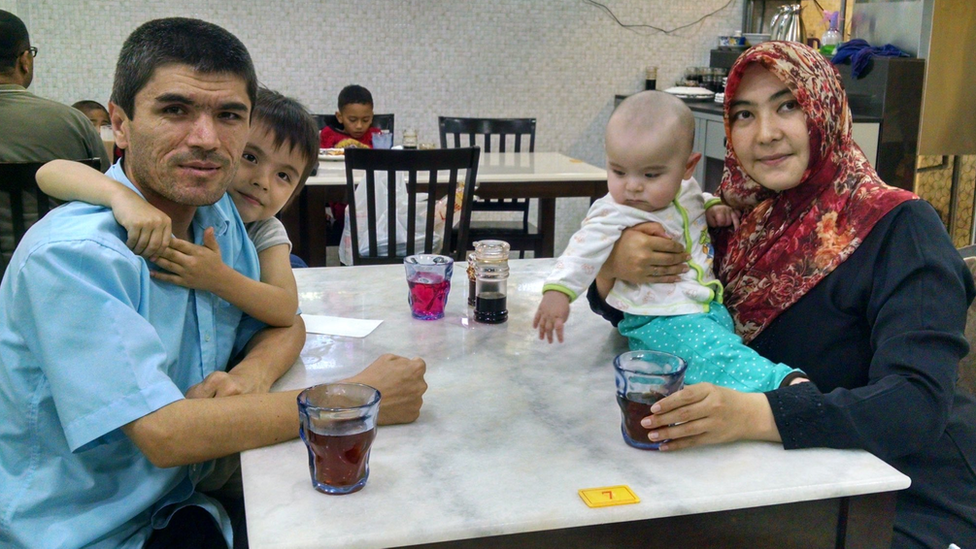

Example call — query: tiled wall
[3,0,741,253]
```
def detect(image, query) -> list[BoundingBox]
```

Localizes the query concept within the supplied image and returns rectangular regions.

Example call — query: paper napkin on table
[301,314,382,338]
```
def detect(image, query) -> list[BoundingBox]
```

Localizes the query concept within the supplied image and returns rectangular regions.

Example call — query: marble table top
[306,151,607,186]
[241,259,910,549]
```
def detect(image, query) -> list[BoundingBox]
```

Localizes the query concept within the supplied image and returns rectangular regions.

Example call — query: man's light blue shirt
[0,162,263,548]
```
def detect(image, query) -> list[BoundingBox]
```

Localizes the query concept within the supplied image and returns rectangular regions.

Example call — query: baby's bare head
[607,91,695,161]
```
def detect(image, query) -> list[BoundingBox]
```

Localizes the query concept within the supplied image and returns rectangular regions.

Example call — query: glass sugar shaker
[473,240,510,324]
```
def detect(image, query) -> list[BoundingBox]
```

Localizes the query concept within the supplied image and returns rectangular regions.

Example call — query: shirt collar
[0,84,29,94]
[106,160,232,241]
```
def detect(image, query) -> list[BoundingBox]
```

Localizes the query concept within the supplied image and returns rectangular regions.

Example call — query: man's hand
[347,354,427,425]
[705,204,740,230]
[533,291,571,343]
[152,227,227,291]
[186,370,259,398]
[639,383,781,451]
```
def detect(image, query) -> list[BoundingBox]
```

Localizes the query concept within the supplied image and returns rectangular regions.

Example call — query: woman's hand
[640,383,781,451]
[595,222,689,297]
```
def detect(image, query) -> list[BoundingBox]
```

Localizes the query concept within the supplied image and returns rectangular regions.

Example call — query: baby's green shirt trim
[672,197,724,308]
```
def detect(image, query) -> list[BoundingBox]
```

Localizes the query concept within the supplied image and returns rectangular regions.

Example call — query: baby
[533,91,805,392]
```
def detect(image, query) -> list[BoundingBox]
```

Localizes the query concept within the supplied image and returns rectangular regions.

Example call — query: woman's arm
[764,202,972,459]
[36,159,172,257]
[153,233,298,327]
[642,202,974,457]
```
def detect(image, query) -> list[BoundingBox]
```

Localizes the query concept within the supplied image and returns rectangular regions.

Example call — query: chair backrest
[316,113,395,135]
[438,117,536,153]
[344,147,479,265]
[1,158,102,274]
[959,245,976,396]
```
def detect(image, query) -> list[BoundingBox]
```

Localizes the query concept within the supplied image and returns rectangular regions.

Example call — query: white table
[241,259,910,549]
[280,152,608,265]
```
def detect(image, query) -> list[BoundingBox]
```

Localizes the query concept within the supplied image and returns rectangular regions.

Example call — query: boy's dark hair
[72,100,108,115]
[253,87,319,208]
[110,17,257,120]
[337,85,373,110]
[0,10,29,73]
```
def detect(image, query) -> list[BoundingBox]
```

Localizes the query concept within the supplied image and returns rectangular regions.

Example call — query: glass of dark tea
[404,254,454,320]
[613,351,687,450]
[298,383,381,494]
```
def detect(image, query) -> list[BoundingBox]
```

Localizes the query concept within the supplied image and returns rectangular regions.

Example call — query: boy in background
[71,99,110,129]
[320,84,381,149]
[38,87,318,328]
[533,91,806,392]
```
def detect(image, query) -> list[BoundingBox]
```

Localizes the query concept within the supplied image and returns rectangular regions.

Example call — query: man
[0,17,426,549]
[0,10,109,268]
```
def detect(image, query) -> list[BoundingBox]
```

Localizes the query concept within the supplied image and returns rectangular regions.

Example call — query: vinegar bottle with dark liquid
[473,240,510,324]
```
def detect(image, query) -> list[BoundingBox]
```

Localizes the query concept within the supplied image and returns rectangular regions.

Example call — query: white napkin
[301,314,383,338]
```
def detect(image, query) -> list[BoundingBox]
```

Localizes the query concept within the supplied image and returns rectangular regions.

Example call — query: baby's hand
[705,204,740,230]
[533,291,571,344]
[108,187,172,259]
[151,227,225,291]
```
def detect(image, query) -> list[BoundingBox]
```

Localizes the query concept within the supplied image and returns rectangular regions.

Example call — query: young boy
[37,87,319,328]
[533,91,806,392]
[71,100,110,129]
[320,84,381,149]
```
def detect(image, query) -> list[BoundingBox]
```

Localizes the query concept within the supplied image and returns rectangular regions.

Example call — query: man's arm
[123,352,427,468]
[186,316,306,398]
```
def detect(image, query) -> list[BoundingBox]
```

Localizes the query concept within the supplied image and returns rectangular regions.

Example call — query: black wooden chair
[344,147,479,265]
[437,116,542,258]
[1,158,101,275]
[315,113,395,135]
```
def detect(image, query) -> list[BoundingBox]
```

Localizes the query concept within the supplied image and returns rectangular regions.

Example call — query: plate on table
[663,86,716,103]
[319,148,345,161]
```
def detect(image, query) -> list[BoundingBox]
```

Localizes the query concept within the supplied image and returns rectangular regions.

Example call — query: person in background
[0,10,108,270]
[589,42,976,547]
[72,99,111,129]
[319,84,382,240]
[319,84,381,149]
[534,91,805,392]
[38,87,318,328]
[0,18,426,549]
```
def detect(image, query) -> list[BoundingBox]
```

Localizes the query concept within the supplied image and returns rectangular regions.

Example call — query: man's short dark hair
[337,85,373,110]
[110,17,257,120]
[0,10,30,73]
[253,87,319,204]
[72,100,108,115]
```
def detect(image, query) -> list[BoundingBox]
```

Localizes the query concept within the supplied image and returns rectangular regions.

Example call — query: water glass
[613,350,687,450]
[298,383,381,495]
[404,254,453,320]
[373,130,393,149]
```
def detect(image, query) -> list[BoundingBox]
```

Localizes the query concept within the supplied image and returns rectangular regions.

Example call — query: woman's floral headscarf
[716,41,917,343]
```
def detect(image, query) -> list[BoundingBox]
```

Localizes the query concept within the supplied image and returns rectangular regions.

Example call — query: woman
[589,42,976,548]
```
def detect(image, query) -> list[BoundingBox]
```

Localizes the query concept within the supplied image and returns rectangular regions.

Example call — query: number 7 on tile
[578,485,640,508]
